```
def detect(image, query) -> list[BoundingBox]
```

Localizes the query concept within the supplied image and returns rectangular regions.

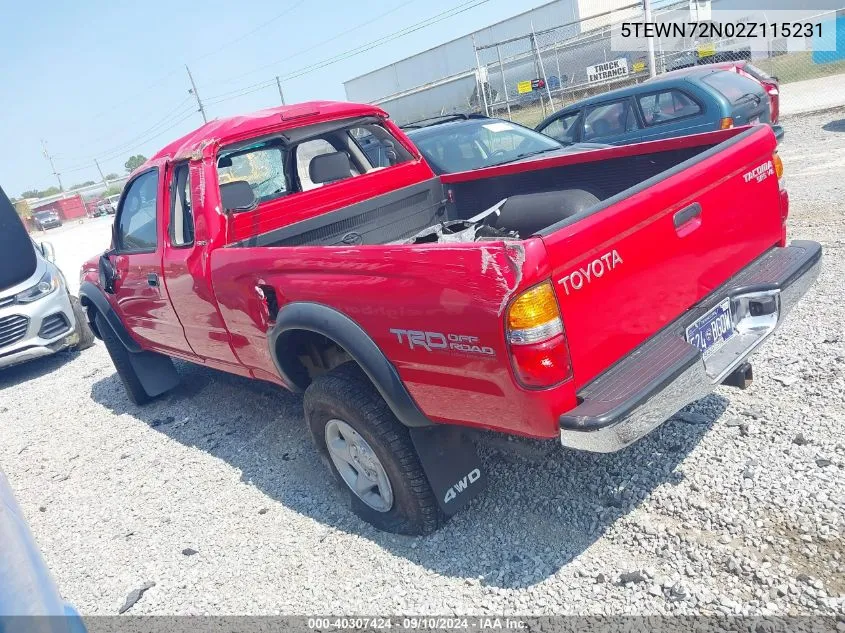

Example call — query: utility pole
[643,0,658,78]
[275,76,286,105]
[40,139,63,191]
[185,64,208,123]
[94,158,108,187]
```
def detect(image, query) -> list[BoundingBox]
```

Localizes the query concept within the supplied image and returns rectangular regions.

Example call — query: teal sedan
[536,67,783,146]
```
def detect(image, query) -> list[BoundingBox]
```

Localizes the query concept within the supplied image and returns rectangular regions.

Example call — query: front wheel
[69,295,95,351]
[303,363,444,535]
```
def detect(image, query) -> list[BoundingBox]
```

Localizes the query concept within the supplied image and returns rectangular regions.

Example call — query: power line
[58,96,194,162]
[209,0,415,87]
[203,0,492,105]
[59,102,197,171]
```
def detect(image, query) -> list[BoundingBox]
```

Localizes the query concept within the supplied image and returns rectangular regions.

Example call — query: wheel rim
[325,419,394,512]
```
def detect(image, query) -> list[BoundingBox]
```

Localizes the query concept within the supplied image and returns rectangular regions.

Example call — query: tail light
[774,152,788,246]
[506,281,572,388]
[720,117,734,129]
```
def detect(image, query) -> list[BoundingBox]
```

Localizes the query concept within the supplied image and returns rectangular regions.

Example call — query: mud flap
[409,426,487,515]
[127,349,180,398]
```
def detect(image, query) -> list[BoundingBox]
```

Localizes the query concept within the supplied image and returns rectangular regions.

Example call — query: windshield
[407,119,561,174]
[34,211,55,219]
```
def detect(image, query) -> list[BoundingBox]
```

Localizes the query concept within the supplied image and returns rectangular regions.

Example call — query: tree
[104,173,119,180]
[21,186,61,199]
[103,184,123,197]
[124,155,147,173]
[20,189,40,199]
[71,180,96,189]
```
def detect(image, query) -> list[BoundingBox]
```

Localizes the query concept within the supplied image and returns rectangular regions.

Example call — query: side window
[217,144,287,203]
[540,111,580,143]
[583,101,629,140]
[348,124,413,168]
[117,170,158,252]
[638,90,702,126]
[295,138,360,192]
[170,163,194,247]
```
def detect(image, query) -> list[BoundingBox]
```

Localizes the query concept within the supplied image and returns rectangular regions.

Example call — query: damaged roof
[140,100,388,172]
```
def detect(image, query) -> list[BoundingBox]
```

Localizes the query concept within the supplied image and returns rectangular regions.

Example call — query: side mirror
[40,241,56,263]
[98,253,117,294]
[220,180,257,213]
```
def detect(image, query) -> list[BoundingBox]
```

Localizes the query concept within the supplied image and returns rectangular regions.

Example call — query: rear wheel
[95,313,152,406]
[304,363,444,535]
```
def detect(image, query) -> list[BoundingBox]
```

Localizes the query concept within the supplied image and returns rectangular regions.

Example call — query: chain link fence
[471,3,845,127]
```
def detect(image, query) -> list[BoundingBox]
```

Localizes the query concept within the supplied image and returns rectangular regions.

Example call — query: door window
[539,111,580,143]
[638,90,702,126]
[117,170,159,252]
[170,164,194,247]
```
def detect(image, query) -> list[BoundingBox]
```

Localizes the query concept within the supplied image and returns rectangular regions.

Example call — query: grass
[754,51,845,84]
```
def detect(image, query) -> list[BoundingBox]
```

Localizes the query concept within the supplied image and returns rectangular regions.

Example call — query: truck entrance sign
[586,58,629,83]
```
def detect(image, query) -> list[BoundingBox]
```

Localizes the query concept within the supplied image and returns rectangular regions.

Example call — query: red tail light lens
[506,282,573,389]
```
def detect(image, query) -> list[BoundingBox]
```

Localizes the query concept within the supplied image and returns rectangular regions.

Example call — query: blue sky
[1,0,550,197]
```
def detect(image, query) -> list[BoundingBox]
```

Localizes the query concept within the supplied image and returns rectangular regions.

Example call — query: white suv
[0,240,94,369]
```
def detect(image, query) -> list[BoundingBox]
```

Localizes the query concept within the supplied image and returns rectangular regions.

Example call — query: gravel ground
[1,108,843,617]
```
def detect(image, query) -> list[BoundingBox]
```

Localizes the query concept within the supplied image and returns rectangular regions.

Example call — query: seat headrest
[309,151,352,184]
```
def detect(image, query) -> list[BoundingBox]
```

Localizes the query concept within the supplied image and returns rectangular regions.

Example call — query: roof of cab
[143,100,388,168]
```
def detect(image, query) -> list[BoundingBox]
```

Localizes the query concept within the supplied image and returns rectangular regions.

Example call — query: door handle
[147,273,159,287]
[674,202,702,228]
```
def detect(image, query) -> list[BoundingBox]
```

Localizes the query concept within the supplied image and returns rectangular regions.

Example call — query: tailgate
[540,126,782,388]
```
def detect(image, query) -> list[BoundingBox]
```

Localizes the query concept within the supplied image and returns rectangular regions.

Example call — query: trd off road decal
[743,160,775,184]
[558,249,623,296]
[389,329,495,356]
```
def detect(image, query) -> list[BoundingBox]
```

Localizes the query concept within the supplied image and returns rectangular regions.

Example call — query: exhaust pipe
[722,362,753,390]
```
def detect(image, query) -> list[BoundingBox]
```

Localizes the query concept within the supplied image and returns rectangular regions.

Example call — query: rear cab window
[216,120,413,201]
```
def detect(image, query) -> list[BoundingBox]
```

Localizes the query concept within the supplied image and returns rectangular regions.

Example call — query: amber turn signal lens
[720,117,734,129]
[508,282,560,331]
[773,153,784,179]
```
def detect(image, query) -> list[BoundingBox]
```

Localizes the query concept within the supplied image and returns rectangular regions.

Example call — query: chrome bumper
[559,241,822,453]
[0,288,77,370]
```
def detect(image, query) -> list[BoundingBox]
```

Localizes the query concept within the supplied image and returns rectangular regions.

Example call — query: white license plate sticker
[686,299,735,359]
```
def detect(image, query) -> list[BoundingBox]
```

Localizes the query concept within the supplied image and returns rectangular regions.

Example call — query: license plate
[686,299,735,359]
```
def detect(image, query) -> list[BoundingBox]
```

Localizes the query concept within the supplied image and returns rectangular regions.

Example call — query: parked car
[105,194,120,213]
[402,114,607,174]
[32,209,62,231]
[657,60,781,124]
[0,194,94,369]
[535,69,783,147]
[80,101,818,535]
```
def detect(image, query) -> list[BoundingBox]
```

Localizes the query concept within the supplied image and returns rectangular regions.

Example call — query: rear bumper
[559,241,821,453]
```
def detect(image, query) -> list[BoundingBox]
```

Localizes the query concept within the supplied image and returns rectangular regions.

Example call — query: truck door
[160,161,245,372]
[110,168,192,355]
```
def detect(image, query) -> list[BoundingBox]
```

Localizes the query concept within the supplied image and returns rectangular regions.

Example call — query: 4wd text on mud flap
[558,249,623,296]
[444,468,481,504]
[389,329,495,356]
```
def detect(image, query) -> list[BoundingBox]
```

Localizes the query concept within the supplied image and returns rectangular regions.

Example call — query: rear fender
[268,302,432,428]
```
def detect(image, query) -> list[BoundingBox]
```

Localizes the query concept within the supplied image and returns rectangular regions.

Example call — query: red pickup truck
[80,101,820,534]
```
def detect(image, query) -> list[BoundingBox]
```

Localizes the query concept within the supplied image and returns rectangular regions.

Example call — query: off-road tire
[95,312,151,406]
[304,362,445,535]
[69,295,95,351]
